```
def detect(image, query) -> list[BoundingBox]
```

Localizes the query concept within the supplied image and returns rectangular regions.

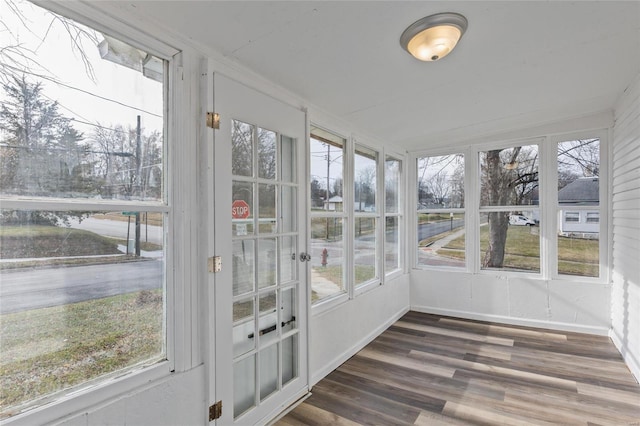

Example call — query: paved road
[417,219,464,242]
[0,260,162,314]
[69,217,163,245]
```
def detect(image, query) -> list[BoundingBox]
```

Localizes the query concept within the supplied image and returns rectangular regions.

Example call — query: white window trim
[0,2,200,423]
[345,140,384,298]
[382,150,405,281]
[309,129,405,310]
[550,129,608,283]
[412,151,469,273]
[410,131,609,284]
[309,124,350,314]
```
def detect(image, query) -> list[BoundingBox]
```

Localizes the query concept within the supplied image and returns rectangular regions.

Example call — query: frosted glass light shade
[400,13,468,62]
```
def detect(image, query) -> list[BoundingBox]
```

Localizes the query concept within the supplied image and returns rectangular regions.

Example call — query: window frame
[353,143,381,295]
[0,2,186,422]
[550,130,608,282]
[411,130,609,284]
[308,125,350,312]
[383,151,404,280]
[414,151,467,271]
[476,140,542,277]
[309,125,403,313]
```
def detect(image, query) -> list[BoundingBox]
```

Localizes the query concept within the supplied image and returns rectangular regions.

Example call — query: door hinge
[209,400,222,421]
[206,112,220,129]
[208,256,222,273]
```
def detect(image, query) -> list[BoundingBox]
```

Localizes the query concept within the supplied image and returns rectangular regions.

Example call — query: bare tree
[481,146,539,268]
[1,0,99,85]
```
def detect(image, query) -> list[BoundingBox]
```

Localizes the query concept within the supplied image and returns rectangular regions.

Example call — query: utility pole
[326,143,331,239]
[135,115,142,257]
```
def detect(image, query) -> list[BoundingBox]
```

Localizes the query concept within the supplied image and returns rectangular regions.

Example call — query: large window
[415,135,606,280]
[0,1,166,416]
[354,145,378,287]
[309,126,346,303]
[416,154,465,268]
[385,155,402,275]
[479,144,540,273]
[557,138,600,277]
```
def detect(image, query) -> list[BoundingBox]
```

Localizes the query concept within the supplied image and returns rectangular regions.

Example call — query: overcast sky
[0,0,163,140]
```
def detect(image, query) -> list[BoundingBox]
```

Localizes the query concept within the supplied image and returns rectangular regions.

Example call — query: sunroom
[0,1,638,425]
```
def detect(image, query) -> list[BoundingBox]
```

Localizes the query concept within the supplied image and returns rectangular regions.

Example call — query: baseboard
[310,306,409,386]
[411,305,610,336]
[610,330,640,384]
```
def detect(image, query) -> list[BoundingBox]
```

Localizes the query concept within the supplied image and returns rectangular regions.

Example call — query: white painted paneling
[411,270,611,335]
[309,275,410,386]
[611,72,640,383]
[56,366,206,426]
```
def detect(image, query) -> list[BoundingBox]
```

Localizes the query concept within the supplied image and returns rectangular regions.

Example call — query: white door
[209,73,308,425]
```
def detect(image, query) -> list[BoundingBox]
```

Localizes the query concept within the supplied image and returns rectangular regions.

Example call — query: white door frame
[206,68,309,425]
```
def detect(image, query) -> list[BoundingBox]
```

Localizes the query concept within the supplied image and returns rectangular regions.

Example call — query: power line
[3,63,162,118]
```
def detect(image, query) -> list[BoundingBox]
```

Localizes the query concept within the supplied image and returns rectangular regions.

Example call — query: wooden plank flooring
[276,312,640,425]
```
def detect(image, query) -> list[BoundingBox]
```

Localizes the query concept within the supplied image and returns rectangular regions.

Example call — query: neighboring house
[558,177,599,236]
[323,196,343,211]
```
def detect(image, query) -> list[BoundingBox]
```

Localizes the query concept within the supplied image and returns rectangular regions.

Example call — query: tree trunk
[483,149,511,268]
[484,211,509,267]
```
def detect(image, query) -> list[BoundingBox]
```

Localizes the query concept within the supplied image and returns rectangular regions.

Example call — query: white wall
[55,367,206,426]
[309,274,410,386]
[610,72,640,382]
[409,113,614,336]
[411,270,611,335]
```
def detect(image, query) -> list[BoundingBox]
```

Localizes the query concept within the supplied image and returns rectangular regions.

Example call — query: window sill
[4,361,172,426]
[311,292,349,316]
[354,279,381,297]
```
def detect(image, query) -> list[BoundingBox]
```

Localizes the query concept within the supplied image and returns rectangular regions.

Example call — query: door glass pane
[282,335,298,387]
[260,344,278,401]
[258,183,276,234]
[310,131,344,212]
[257,238,276,289]
[233,181,254,236]
[233,240,255,296]
[281,287,297,333]
[259,290,278,346]
[232,120,254,177]
[233,297,255,357]
[234,355,256,418]
[280,135,296,183]
[354,146,377,212]
[354,217,376,285]
[279,236,296,284]
[310,217,344,302]
[417,154,464,209]
[385,216,399,272]
[258,128,276,180]
[280,186,296,233]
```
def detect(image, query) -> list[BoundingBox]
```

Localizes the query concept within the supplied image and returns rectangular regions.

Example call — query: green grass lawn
[0,290,163,415]
[313,264,375,286]
[433,225,598,276]
[0,226,121,259]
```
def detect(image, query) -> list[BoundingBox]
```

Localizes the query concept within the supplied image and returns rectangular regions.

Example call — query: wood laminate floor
[277,312,640,425]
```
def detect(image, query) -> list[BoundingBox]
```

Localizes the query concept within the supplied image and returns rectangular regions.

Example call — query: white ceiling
[106,1,640,150]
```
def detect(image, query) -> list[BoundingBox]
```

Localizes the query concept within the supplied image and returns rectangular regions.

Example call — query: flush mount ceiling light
[400,12,468,62]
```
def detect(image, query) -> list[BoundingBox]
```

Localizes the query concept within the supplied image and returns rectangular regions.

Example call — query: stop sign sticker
[232,199,251,219]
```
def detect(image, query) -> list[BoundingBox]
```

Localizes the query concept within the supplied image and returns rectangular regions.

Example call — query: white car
[509,215,536,226]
